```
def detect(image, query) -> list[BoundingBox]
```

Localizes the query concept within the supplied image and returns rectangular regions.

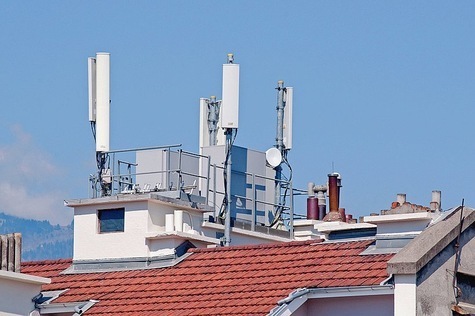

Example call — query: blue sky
[1,2,474,225]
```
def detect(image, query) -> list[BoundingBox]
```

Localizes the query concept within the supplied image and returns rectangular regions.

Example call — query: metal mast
[274,80,285,216]
[223,53,235,247]
[207,96,220,146]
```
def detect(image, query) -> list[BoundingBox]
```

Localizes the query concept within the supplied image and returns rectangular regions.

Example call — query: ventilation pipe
[430,190,441,211]
[328,173,339,212]
[397,193,406,206]
[306,182,318,220]
[339,208,346,223]
[317,190,327,220]
[174,210,183,232]
[324,173,343,221]
[165,214,174,232]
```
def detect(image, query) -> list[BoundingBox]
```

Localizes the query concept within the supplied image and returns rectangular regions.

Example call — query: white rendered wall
[73,201,150,261]
[74,199,212,261]
[0,274,44,315]
[394,274,416,316]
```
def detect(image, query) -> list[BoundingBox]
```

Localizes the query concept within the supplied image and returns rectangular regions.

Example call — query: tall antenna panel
[220,63,240,129]
[199,98,209,148]
[95,52,110,152]
[88,57,96,122]
[283,87,293,150]
[216,125,225,145]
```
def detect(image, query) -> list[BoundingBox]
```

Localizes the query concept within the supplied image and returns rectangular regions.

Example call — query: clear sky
[1,1,474,225]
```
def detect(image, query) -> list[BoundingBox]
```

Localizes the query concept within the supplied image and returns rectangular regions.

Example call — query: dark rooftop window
[98,208,125,233]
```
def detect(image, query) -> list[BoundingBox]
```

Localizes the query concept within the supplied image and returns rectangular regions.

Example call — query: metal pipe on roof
[328,173,339,212]
[323,173,343,221]
[307,197,319,220]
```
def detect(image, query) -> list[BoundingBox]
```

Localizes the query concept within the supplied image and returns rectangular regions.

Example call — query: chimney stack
[324,173,343,221]
[430,190,441,211]
[328,173,339,212]
[0,233,21,272]
[397,193,406,206]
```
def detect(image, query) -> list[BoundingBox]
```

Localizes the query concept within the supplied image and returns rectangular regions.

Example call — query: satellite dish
[266,148,282,168]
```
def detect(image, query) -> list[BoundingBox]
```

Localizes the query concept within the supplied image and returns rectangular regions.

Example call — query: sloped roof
[22,239,394,316]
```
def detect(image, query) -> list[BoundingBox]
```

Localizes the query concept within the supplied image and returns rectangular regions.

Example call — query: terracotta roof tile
[21,239,394,315]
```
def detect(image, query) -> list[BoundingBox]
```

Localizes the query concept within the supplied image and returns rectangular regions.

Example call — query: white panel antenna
[216,125,225,145]
[220,63,240,129]
[283,87,293,150]
[199,98,209,148]
[95,52,110,152]
[88,57,96,122]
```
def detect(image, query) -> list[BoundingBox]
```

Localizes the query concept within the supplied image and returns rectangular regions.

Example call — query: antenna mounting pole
[223,53,237,247]
[274,80,285,219]
[207,96,220,146]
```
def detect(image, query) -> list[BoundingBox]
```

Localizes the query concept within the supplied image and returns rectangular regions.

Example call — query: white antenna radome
[199,98,209,148]
[95,52,110,152]
[220,62,240,129]
[283,87,293,150]
[88,57,97,122]
[266,147,283,168]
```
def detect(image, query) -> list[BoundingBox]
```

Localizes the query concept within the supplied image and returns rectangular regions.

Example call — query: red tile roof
[21,239,394,316]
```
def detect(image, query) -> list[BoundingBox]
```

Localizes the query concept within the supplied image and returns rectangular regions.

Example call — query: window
[98,208,125,233]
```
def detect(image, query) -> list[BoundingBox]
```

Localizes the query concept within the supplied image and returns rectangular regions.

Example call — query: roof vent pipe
[317,191,326,220]
[339,208,346,223]
[307,182,315,197]
[397,193,406,206]
[328,173,339,212]
[307,197,319,220]
[430,190,441,211]
[323,173,342,221]
[337,174,342,210]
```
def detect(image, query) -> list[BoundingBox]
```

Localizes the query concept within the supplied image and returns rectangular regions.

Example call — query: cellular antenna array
[269,80,293,226]
[88,52,111,197]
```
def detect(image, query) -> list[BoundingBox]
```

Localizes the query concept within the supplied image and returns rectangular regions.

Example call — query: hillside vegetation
[0,212,73,261]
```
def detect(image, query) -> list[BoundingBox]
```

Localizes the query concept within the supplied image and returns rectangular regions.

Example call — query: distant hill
[0,212,73,261]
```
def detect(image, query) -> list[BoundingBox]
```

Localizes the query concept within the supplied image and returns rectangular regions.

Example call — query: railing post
[178,149,183,190]
[205,156,211,204]
[290,182,294,239]
[251,173,256,231]
[213,164,217,218]
[166,148,171,190]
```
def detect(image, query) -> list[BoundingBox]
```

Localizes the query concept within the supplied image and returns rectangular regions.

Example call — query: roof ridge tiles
[188,239,325,254]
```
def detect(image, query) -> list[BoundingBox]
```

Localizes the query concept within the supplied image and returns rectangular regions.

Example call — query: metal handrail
[89,145,296,237]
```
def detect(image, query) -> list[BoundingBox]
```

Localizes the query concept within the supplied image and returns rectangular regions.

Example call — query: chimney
[323,173,343,221]
[306,182,319,220]
[397,193,406,206]
[328,173,339,212]
[430,190,441,211]
[0,233,21,272]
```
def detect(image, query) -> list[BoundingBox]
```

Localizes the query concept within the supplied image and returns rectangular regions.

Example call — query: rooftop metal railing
[89,145,295,237]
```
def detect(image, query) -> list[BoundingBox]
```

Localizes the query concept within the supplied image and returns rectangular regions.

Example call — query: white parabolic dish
[265,147,282,168]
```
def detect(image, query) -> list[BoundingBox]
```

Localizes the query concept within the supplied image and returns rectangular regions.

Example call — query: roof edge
[387,207,475,275]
